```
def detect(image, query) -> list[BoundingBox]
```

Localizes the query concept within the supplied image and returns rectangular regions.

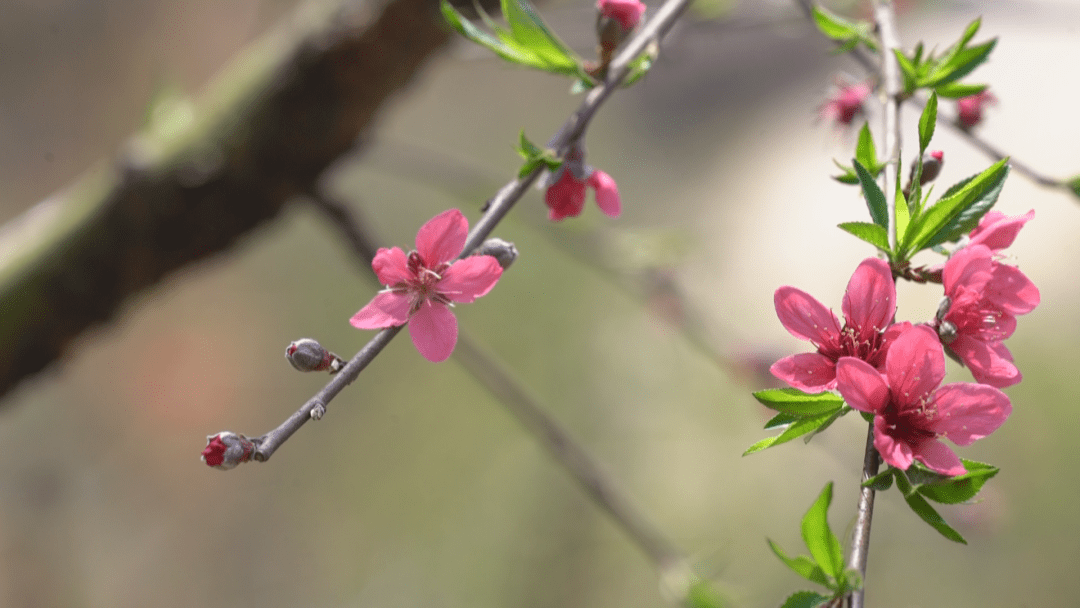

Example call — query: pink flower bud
[285,338,344,373]
[201,432,255,470]
[819,82,872,127]
[597,0,645,32]
[956,91,996,129]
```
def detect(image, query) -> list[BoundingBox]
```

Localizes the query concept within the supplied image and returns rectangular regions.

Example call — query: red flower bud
[201,432,255,470]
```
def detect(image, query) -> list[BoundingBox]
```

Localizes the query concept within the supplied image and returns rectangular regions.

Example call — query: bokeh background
[1,0,1078,606]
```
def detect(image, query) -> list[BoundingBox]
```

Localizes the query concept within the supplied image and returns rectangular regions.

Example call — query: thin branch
[247,0,695,463]
[875,0,903,254]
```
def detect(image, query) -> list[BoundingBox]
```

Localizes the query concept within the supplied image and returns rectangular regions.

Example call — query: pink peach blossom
[598,0,645,30]
[937,244,1039,387]
[350,209,503,362]
[819,82,871,126]
[545,166,621,221]
[771,258,909,392]
[956,90,996,129]
[836,325,1011,476]
[967,209,1034,252]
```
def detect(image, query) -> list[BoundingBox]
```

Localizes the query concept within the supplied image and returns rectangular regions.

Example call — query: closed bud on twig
[903,150,944,200]
[473,238,519,270]
[590,0,646,78]
[285,338,345,373]
[201,432,255,470]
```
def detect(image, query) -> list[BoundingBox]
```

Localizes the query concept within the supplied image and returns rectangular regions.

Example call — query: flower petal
[545,170,587,221]
[948,335,1020,388]
[416,209,468,266]
[350,291,411,329]
[842,258,896,334]
[943,245,993,296]
[835,356,889,414]
[911,438,966,476]
[770,353,838,392]
[408,300,458,362]
[885,326,945,405]
[928,382,1011,445]
[774,286,841,345]
[985,263,1040,316]
[587,170,622,218]
[371,247,411,286]
[969,209,1033,251]
[873,415,914,470]
[438,256,503,303]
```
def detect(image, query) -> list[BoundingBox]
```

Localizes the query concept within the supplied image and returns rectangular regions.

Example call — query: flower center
[397,251,453,313]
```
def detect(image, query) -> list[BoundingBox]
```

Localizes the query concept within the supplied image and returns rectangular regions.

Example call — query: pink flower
[545,165,621,221]
[202,432,255,470]
[772,258,910,392]
[937,244,1039,387]
[350,209,503,362]
[967,209,1034,252]
[819,82,871,126]
[956,90,996,129]
[836,325,1011,476]
[597,0,645,31]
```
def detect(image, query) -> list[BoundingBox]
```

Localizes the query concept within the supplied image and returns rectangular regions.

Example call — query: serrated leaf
[753,388,844,415]
[802,482,844,580]
[838,221,889,252]
[901,159,1009,256]
[743,412,836,455]
[811,5,859,41]
[915,460,1000,504]
[779,590,833,608]
[853,160,888,228]
[768,540,831,588]
[903,490,968,543]
[934,82,988,99]
[919,92,938,152]
[854,123,879,171]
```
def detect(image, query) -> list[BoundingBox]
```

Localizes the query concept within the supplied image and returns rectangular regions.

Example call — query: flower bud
[473,238,519,270]
[956,91,996,129]
[285,338,344,373]
[201,432,255,470]
[919,150,944,185]
[596,0,645,47]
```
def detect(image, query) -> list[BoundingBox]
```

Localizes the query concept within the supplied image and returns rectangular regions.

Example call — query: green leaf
[811,5,859,41]
[686,578,730,608]
[779,591,833,608]
[752,388,844,416]
[501,0,580,72]
[854,123,879,171]
[838,221,889,252]
[764,411,800,430]
[862,468,895,492]
[919,92,938,153]
[802,482,844,580]
[901,158,1009,256]
[853,160,888,229]
[743,412,837,455]
[934,82,988,99]
[768,540,831,588]
[926,39,997,87]
[913,459,1000,504]
[1068,175,1080,199]
[442,0,535,65]
[893,49,919,94]
[903,490,968,544]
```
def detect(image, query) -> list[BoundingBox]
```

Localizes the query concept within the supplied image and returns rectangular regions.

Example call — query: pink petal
[842,258,896,334]
[597,0,645,30]
[350,291,412,329]
[948,335,1020,388]
[873,415,915,470]
[587,170,622,218]
[770,353,838,392]
[835,356,889,414]
[371,247,412,286]
[438,256,503,303]
[985,263,1039,316]
[943,245,993,296]
[545,170,587,221]
[774,286,841,345]
[408,301,458,362]
[885,326,945,405]
[928,383,1011,446]
[969,210,1033,251]
[416,209,468,266]
[911,439,966,476]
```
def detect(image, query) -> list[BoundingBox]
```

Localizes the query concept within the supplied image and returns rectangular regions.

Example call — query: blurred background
[1,0,1078,606]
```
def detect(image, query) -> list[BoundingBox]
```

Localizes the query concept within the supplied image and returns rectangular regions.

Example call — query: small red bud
[201,432,255,470]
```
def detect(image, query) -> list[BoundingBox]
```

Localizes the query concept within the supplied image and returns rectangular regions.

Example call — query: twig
[247,0,695,463]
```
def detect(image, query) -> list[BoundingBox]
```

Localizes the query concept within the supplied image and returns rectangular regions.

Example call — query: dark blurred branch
[0,0,454,402]
[246,0,695,463]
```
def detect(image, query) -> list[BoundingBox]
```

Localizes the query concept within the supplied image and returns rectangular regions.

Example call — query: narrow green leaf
[811,5,858,41]
[934,82,988,99]
[501,0,580,73]
[862,468,895,492]
[919,92,938,153]
[925,39,997,87]
[915,460,1000,504]
[903,491,968,544]
[893,49,919,94]
[853,160,888,228]
[753,388,844,415]
[838,221,889,252]
[743,412,836,455]
[441,0,535,65]
[768,540,831,588]
[686,579,730,608]
[764,411,800,430]
[802,483,844,580]
[854,123,879,171]
[1068,175,1080,199]
[959,17,982,48]
[801,405,849,444]
[779,591,833,608]
[902,159,1009,256]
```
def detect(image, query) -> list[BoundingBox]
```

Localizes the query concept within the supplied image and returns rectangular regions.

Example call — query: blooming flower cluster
[770,212,1039,475]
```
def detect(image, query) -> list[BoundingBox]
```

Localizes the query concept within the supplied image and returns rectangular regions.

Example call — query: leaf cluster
[744,389,849,456]
[515,131,563,179]
[811,6,878,54]
[894,19,995,98]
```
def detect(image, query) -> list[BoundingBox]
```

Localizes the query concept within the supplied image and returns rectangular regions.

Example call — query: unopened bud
[285,338,344,373]
[919,150,944,185]
[473,238,519,270]
[935,296,953,323]
[202,432,255,470]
